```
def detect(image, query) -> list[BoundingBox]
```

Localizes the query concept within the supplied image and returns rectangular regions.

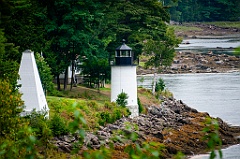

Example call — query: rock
[108,124,119,130]
[149,106,162,117]
[59,143,71,153]
[152,131,164,139]
[64,135,75,143]
[235,136,240,142]
[215,60,224,64]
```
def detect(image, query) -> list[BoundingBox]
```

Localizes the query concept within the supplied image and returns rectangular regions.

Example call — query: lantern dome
[115,39,133,65]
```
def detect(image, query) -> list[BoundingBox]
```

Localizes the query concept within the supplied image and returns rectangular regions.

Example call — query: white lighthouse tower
[111,39,139,118]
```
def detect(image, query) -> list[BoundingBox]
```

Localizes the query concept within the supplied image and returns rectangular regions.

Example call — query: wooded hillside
[163,0,240,22]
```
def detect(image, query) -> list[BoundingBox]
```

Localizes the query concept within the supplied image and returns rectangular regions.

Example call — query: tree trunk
[98,73,100,93]
[70,60,75,91]
[64,67,68,90]
[57,75,61,90]
[152,72,157,95]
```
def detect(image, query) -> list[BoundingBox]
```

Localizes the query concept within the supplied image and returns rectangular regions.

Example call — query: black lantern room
[115,39,133,65]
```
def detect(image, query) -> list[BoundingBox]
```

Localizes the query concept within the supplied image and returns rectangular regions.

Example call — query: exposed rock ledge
[52,97,240,158]
[137,52,240,75]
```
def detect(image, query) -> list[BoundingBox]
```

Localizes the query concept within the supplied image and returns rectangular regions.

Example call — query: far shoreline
[137,70,240,77]
[138,51,240,75]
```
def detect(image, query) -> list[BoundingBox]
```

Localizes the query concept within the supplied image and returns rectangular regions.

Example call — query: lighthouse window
[120,50,131,57]
[121,50,127,57]
[127,51,131,57]
[116,51,120,57]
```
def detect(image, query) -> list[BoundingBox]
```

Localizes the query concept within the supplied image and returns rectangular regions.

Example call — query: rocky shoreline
[137,51,240,75]
[52,97,240,158]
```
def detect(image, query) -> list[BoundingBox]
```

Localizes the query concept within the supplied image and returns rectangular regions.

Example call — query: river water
[176,35,240,55]
[137,72,240,158]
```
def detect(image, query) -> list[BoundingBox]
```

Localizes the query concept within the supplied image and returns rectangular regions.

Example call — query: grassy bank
[47,85,129,131]
[47,85,160,130]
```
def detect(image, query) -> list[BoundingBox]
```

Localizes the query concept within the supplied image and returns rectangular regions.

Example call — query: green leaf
[74,110,80,118]
[78,129,85,139]
[80,116,87,125]
[29,135,36,143]
[151,150,159,157]
[218,149,223,159]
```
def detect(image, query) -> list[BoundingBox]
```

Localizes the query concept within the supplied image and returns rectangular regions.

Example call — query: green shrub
[155,78,165,92]
[138,97,144,114]
[113,109,122,120]
[116,92,128,107]
[104,101,113,110]
[98,112,111,126]
[202,117,222,159]
[87,101,98,110]
[25,110,50,138]
[0,80,24,137]
[49,114,69,136]
[0,126,39,159]
[155,89,173,100]
[49,89,65,97]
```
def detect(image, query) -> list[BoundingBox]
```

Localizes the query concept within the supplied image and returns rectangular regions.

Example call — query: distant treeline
[162,0,240,22]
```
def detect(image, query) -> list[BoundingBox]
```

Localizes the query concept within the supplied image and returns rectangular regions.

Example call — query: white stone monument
[111,40,139,118]
[18,50,49,116]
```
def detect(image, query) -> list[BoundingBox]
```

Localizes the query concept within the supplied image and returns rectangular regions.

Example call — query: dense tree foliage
[0,0,181,91]
[164,0,240,22]
[100,0,172,62]
[0,30,20,90]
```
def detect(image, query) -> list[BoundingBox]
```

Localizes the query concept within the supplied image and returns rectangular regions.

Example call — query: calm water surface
[137,72,240,158]
[176,35,240,54]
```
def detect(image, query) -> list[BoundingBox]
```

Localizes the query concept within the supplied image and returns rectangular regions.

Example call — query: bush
[98,112,111,126]
[49,114,69,136]
[104,101,113,110]
[155,78,166,92]
[87,101,98,110]
[116,92,128,107]
[25,110,50,138]
[138,97,144,114]
[0,126,39,159]
[97,106,129,126]
[113,109,122,120]
[155,89,173,100]
[0,80,24,137]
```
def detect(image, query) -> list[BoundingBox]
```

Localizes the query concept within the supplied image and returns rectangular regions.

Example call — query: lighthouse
[111,39,139,118]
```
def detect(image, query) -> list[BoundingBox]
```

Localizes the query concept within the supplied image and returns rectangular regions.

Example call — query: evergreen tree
[0,30,20,90]
[169,0,240,22]
[35,53,54,95]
